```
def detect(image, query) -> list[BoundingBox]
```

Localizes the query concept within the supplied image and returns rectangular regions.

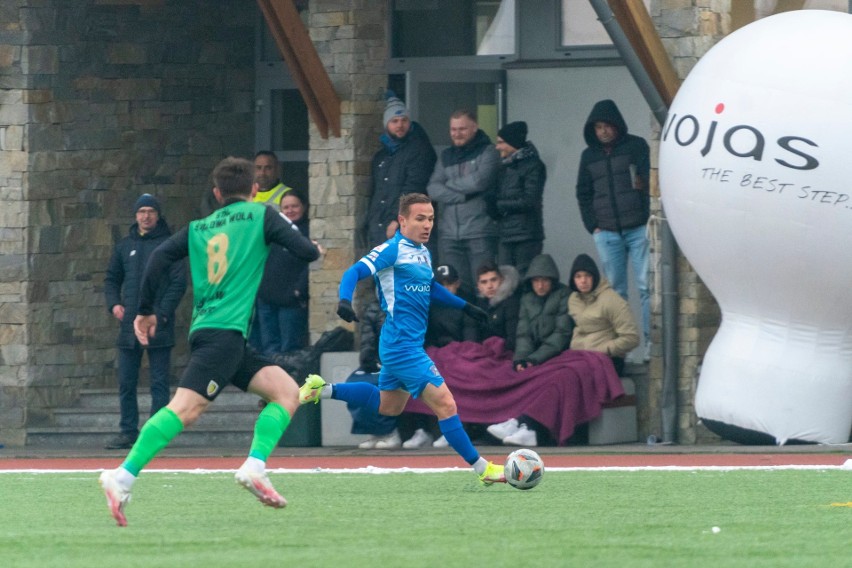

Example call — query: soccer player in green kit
[99,157,321,526]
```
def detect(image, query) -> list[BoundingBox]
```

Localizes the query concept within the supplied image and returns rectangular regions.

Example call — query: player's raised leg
[235,365,300,508]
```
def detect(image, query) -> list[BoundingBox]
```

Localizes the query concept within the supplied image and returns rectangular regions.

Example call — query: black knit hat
[134,193,161,214]
[497,121,528,150]
[569,254,600,292]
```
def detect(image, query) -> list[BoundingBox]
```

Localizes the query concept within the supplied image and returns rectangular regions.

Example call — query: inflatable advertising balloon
[659,10,852,444]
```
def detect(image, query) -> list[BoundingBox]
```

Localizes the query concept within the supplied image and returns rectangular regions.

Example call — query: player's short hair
[476,260,500,280]
[399,193,432,217]
[450,108,477,123]
[212,157,254,198]
[254,150,277,161]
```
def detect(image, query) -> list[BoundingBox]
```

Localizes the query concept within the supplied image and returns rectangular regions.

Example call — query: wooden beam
[257,0,341,138]
[608,0,681,107]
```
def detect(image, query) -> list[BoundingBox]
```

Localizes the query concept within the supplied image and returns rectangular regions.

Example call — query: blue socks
[331,382,381,414]
[439,415,479,465]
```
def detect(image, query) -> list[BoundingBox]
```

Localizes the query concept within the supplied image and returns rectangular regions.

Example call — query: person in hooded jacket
[567,253,639,376]
[428,108,501,298]
[104,194,187,449]
[254,191,311,354]
[575,99,650,358]
[364,92,437,249]
[486,254,573,447]
[493,121,547,277]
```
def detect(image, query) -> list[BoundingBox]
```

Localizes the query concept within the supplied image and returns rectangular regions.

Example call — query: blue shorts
[377,346,444,398]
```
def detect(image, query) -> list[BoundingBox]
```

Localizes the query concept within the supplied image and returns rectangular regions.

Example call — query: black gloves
[463,302,488,323]
[337,299,359,322]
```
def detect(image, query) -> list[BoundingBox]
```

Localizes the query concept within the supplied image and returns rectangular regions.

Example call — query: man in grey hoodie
[428,109,501,298]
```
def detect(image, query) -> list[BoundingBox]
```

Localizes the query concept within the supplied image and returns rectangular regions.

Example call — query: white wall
[506,65,654,357]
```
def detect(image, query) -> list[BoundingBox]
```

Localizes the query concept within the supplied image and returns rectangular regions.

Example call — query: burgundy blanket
[404,337,625,445]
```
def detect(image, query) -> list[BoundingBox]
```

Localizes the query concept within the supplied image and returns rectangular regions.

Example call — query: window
[560,0,650,47]
[392,0,515,58]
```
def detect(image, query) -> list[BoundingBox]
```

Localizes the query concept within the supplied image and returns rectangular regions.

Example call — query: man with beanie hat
[428,109,501,297]
[494,121,547,276]
[576,99,650,359]
[364,91,436,249]
[104,194,187,449]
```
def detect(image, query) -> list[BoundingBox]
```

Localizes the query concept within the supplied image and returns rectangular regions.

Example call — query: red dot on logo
[715,103,725,114]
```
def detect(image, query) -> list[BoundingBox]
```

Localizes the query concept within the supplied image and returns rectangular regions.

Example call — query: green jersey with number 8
[187,200,268,338]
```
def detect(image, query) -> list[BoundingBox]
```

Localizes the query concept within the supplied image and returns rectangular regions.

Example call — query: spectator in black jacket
[468,261,521,353]
[576,99,650,358]
[363,92,437,249]
[255,191,311,354]
[103,194,187,449]
[493,121,547,277]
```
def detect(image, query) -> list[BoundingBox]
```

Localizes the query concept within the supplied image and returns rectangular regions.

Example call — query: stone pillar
[306,1,388,341]
[0,2,29,443]
[649,0,729,443]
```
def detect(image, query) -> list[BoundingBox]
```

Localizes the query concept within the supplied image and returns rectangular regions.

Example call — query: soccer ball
[504,448,544,490]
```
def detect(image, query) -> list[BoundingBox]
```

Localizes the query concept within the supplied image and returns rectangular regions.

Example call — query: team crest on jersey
[367,243,389,262]
[429,364,439,378]
[206,380,220,397]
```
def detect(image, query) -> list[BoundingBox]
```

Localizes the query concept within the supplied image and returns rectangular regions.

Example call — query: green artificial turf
[0,469,848,568]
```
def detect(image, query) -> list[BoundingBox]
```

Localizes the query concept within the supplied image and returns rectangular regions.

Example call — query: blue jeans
[256,299,308,355]
[117,345,171,437]
[593,226,650,341]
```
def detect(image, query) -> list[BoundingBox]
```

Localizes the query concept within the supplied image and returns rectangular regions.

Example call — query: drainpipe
[588,0,679,443]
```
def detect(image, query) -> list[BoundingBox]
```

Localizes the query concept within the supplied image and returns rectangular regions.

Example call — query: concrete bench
[319,352,638,447]
[588,377,638,445]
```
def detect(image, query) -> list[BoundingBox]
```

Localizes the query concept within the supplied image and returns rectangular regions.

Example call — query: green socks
[122,407,184,476]
[248,402,291,462]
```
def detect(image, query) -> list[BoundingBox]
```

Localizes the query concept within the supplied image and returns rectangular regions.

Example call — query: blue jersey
[359,232,433,349]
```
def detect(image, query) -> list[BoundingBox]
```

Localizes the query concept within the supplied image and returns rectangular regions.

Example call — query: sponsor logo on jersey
[404,284,431,293]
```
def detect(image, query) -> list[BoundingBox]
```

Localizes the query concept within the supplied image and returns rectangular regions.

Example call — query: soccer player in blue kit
[300,193,506,484]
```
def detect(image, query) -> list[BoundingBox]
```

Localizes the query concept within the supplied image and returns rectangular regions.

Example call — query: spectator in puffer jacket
[568,253,639,376]
[493,121,546,277]
[364,92,436,250]
[576,99,650,358]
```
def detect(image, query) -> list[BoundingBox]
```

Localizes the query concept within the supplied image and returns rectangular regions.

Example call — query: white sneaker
[358,436,379,449]
[432,435,449,448]
[503,423,538,447]
[487,417,520,440]
[99,469,131,527]
[403,428,434,449]
[373,429,402,449]
[235,465,287,508]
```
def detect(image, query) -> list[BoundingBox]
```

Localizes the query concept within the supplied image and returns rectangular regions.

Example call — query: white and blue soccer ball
[504,448,544,490]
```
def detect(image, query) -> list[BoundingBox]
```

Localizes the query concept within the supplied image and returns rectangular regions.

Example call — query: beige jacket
[568,279,639,358]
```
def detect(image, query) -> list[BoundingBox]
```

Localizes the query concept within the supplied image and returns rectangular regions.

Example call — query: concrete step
[52,405,262,429]
[26,426,256,448]
[75,388,261,409]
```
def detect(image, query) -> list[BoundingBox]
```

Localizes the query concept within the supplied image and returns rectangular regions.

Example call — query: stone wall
[648,0,729,443]
[0,0,255,445]
[306,0,388,341]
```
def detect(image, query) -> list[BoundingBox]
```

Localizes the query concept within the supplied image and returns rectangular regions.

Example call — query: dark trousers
[498,239,543,278]
[117,345,172,437]
[438,236,497,299]
[255,299,308,355]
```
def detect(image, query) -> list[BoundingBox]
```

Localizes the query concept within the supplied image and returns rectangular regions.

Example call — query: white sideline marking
[0,464,848,474]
